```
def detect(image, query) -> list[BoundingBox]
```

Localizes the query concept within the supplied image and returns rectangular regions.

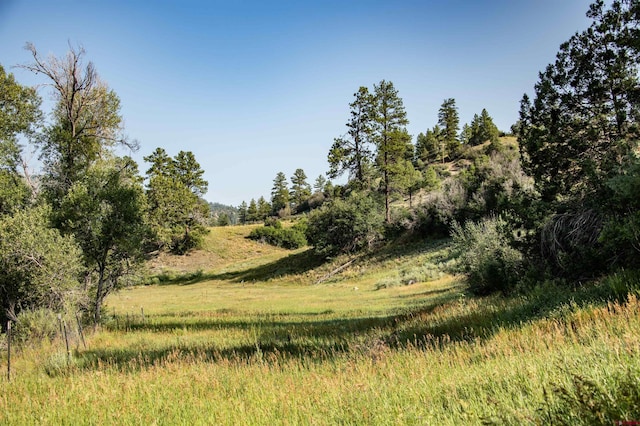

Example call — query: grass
[1,225,639,424]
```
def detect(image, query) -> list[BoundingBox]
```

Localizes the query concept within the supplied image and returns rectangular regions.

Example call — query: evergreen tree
[520,0,640,204]
[271,172,290,215]
[415,125,443,166]
[438,98,460,159]
[468,109,499,146]
[328,86,375,187]
[372,80,411,222]
[290,168,311,211]
[518,0,640,274]
[238,201,248,224]
[313,175,327,193]
[257,196,272,220]
[247,198,258,222]
[145,149,209,254]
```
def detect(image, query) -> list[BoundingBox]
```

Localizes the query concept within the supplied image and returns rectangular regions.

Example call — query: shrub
[306,192,384,256]
[12,308,59,343]
[452,215,523,295]
[247,224,307,250]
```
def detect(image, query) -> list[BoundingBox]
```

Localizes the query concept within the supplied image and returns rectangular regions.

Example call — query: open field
[2,226,640,424]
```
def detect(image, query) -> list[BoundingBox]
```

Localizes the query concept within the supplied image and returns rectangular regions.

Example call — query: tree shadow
[69,271,640,374]
[152,249,326,285]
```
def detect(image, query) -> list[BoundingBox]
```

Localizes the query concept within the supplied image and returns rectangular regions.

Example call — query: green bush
[452,216,523,295]
[12,308,59,343]
[306,192,384,256]
[247,225,307,250]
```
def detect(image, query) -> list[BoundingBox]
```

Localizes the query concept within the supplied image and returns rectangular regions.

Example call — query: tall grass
[1,227,639,424]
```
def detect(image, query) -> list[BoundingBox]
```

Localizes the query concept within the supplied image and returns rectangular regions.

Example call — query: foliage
[438,98,460,159]
[0,64,42,214]
[372,80,412,222]
[247,220,307,249]
[21,44,135,204]
[0,205,83,325]
[415,125,443,165]
[599,155,640,268]
[518,0,640,205]
[467,108,500,146]
[289,168,311,213]
[328,87,375,187]
[306,191,384,256]
[145,148,209,254]
[452,215,524,294]
[56,158,148,322]
[271,171,290,215]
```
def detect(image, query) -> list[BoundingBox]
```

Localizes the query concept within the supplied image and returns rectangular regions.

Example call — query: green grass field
[2,226,639,424]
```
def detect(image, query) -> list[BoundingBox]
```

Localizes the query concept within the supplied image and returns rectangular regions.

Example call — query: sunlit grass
[1,226,639,424]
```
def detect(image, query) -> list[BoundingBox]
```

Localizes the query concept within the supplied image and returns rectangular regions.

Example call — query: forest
[1,1,640,423]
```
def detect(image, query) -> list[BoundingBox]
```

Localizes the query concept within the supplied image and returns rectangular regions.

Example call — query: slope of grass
[1,225,639,424]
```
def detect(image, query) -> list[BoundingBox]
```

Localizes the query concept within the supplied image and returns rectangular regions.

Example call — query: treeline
[0,45,212,327]
[247,0,640,296]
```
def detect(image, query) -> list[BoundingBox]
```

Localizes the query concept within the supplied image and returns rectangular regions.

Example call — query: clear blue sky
[1,0,594,206]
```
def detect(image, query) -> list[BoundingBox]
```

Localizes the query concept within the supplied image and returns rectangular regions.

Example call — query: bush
[12,308,59,343]
[247,224,307,249]
[452,216,523,295]
[306,192,384,256]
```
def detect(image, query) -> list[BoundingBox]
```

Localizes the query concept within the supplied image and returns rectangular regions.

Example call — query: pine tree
[238,201,248,225]
[271,172,290,215]
[372,80,411,222]
[247,199,258,222]
[257,196,271,220]
[438,98,460,159]
[328,86,375,187]
[290,168,311,212]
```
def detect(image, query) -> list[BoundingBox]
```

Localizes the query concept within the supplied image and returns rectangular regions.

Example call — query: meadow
[1,225,639,425]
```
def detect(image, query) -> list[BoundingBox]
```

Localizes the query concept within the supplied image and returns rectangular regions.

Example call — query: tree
[0,64,42,213]
[247,199,258,222]
[56,157,147,322]
[174,150,208,197]
[372,80,410,222]
[217,213,231,227]
[145,149,209,254]
[238,201,248,224]
[518,0,640,275]
[438,98,460,159]
[257,196,271,220]
[271,172,290,215]
[20,43,136,203]
[306,191,384,256]
[21,44,146,322]
[468,109,499,146]
[0,205,83,325]
[328,86,375,187]
[519,0,640,205]
[415,126,442,166]
[313,175,327,193]
[290,168,311,212]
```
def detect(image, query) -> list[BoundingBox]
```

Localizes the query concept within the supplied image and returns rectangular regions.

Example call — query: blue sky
[1,0,594,206]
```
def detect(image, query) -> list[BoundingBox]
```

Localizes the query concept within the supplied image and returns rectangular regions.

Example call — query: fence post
[6,321,11,381]
[141,307,145,323]
[76,312,86,350]
[62,321,71,364]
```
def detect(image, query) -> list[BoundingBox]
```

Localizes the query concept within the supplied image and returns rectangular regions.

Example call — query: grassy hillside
[1,225,639,424]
